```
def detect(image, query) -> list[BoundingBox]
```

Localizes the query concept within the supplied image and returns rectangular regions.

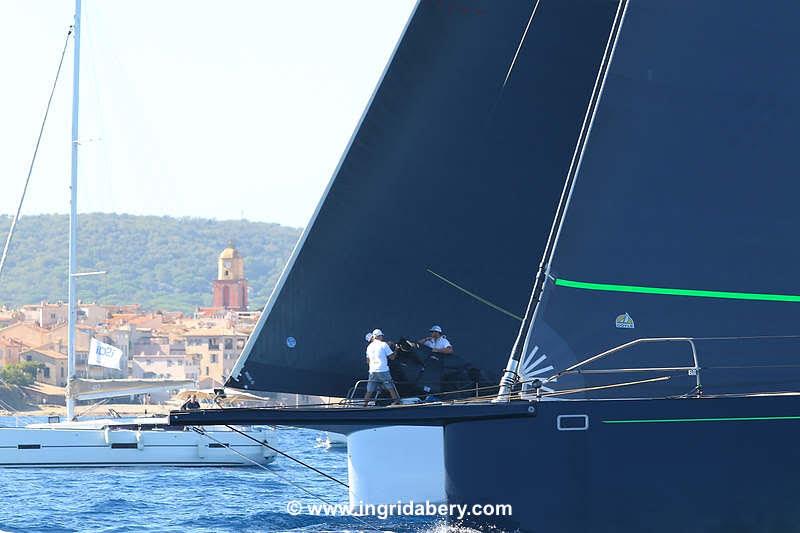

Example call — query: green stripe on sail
[603,416,800,424]
[554,278,800,303]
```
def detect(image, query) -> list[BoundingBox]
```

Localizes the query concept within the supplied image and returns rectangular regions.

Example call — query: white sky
[0,0,416,228]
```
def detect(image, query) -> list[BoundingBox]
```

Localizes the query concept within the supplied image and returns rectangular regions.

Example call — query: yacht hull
[0,425,275,467]
[445,395,800,532]
[171,396,800,530]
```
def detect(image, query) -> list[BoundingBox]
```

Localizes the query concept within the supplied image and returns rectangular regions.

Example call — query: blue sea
[0,419,465,533]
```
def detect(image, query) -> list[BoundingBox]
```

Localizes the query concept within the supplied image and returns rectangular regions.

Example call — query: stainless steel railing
[545,337,702,393]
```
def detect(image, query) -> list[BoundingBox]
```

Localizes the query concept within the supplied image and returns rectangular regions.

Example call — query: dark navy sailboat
[173,0,800,530]
[207,0,619,507]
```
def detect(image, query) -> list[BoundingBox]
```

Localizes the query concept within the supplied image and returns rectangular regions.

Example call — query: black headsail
[229,0,620,397]
[508,0,800,398]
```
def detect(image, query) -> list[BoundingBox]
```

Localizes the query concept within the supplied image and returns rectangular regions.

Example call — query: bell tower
[211,242,248,311]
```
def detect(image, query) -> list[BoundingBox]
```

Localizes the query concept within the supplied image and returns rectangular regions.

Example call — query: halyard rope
[0,26,73,283]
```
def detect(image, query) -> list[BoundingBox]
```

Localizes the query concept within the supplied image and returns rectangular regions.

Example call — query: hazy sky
[0,0,416,228]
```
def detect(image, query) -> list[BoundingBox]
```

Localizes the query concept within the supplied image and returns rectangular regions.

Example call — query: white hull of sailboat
[0,422,275,467]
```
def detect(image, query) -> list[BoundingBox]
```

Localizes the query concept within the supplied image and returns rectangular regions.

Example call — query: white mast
[67,0,81,421]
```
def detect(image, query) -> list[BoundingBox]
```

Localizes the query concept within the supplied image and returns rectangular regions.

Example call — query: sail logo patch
[615,313,635,329]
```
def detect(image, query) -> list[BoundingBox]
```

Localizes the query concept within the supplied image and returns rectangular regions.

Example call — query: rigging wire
[189,427,376,531]
[536,375,671,397]
[426,269,523,321]
[0,26,74,283]
[222,424,348,488]
[214,334,800,413]
[234,333,800,410]
[502,0,542,88]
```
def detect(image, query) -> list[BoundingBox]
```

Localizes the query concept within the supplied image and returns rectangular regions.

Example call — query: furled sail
[69,379,194,401]
[229,0,620,396]
[517,0,800,397]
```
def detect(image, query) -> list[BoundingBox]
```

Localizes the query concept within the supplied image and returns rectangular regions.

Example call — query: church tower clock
[211,243,248,311]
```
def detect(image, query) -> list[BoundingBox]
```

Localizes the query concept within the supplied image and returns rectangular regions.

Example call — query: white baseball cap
[430,325,443,333]
[372,328,384,337]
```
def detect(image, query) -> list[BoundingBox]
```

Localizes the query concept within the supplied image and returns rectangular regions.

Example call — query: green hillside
[0,213,301,312]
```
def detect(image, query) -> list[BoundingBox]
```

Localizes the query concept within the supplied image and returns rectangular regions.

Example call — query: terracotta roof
[47,324,91,351]
[23,347,67,360]
[131,352,187,359]
[0,336,24,348]
[110,313,138,320]
[0,322,50,347]
[181,328,246,337]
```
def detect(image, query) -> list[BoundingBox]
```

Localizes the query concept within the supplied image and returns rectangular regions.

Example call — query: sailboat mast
[496,0,629,400]
[67,0,81,421]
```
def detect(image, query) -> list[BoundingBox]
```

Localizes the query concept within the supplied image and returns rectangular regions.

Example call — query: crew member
[418,325,453,354]
[364,328,401,406]
[181,394,201,410]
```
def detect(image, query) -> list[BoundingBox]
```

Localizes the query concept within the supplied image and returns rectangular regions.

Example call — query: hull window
[557,414,589,431]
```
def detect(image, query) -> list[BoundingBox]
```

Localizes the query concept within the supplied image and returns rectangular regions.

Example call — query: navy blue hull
[170,395,800,531]
[445,395,800,532]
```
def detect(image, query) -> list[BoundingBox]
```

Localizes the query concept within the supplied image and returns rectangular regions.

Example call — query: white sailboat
[0,0,275,467]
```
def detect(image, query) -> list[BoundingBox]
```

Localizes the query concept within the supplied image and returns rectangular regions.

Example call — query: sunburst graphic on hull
[519,345,556,394]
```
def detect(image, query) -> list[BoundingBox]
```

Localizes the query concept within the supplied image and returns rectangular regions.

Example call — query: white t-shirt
[424,336,452,351]
[366,340,393,372]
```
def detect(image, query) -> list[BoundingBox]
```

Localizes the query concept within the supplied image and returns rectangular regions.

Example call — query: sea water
[0,419,471,532]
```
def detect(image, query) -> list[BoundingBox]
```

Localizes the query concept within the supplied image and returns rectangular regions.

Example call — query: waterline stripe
[555,278,800,303]
[603,415,800,424]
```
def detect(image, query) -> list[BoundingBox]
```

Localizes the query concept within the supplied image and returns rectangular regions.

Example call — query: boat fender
[135,430,144,450]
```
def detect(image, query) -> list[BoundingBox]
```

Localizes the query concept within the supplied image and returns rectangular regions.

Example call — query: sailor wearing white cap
[364,329,401,406]
[419,325,453,354]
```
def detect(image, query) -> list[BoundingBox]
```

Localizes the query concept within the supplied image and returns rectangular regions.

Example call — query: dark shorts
[367,371,395,393]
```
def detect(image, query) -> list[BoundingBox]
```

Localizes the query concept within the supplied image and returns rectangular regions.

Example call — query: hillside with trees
[0,213,301,312]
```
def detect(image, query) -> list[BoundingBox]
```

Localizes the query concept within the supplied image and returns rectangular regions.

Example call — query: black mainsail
[229,0,620,396]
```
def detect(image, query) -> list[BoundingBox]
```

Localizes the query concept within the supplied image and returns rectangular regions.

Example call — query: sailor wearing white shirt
[418,325,453,354]
[363,329,401,406]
